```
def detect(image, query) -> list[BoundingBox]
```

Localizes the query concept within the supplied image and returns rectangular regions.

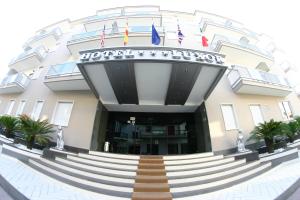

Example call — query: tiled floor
[1,145,300,200]
[0,186,14,200]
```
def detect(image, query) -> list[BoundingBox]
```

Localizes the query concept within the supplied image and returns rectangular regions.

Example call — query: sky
[0,0,299,85]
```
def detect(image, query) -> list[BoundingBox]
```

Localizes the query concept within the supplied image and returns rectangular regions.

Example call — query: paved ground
[287,187,300,200]
[1,144,300,200]
[0,186,14,200]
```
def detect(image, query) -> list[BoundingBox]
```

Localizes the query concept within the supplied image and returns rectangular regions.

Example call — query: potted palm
[283,120,300,143]
[19,114,54,150]
[0,115,20,138]
[249,119,285,153]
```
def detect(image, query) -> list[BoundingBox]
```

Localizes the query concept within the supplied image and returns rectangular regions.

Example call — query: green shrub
[0,115,20,138]
[19,115,54,150]
[249,119,285,153]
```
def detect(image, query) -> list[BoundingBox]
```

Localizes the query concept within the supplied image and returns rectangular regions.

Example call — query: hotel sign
[79,47,225,65]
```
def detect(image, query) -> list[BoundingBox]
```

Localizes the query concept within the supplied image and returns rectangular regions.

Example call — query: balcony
[9,46,47,71]
[67,26,164,57]
[0,73,30,94]
[227,65,292,97]
[211,34,274,67]
[86,6,160,22]
[199,18,258,40]
[23,27,62,50]
[44,62,90,91]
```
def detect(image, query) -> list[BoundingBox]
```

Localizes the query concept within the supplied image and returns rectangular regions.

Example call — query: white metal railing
[0,73,30,88]
[68,26,164,44]
[210,34,273,59]
[9,46,47,65]
[199,18,257,38]
[45,62,81,78]
[25,27,62,45]
[227,65,291,88]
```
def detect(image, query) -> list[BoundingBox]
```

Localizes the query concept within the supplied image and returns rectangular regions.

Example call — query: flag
[151,24,161,45]
[202,35,208,47]
[124,23,129,46]
[200,28,208,47]
[177,24,184,45]
[111,21,119,33]
[100,25,105,47]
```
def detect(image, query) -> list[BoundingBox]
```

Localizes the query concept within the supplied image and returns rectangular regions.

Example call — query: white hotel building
[0,5,299,155]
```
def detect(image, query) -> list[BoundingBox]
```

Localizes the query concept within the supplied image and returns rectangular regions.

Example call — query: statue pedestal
[228,151,259,162]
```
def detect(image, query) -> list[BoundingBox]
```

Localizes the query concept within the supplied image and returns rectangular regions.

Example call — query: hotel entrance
[106,112,199,155]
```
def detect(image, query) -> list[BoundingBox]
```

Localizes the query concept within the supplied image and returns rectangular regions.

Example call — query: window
[6,100,15,115]
[16,100,26,116]
[52,101,74,126]
[221,104,238,130]
[31,67,43,79]
[31,100,44,120]
[249,105,264,126]
[279,101,293,120]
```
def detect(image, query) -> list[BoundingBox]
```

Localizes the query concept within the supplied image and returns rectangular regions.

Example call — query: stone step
[164,154,223,166]
[131,192,172,200]
[134,183,170,192]
[55,157,136,179]
[137,169,166,176]
[37,158,134,187]
[169,160,261,187]
[140,155,163,159]
[135,175,168,183]
[89,150,140,160]
[67,155,137,171]
[78,153,139,165]
[171,162,272,198]
[165,157,235,171]
[28,159,133,198]
[138,163,165,169]
[139,159,164,164]
[163,152,214,161]
[167,159,246,178]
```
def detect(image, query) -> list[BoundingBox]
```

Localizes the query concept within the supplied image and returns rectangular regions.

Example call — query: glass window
[31,100,44,120]
[221,104,238,130]
[52,101,74,126]
[16,100,26,116]
[279,101,293,120]
[6,100,15,115]
[249,105,264,126]
[31,67,43,79]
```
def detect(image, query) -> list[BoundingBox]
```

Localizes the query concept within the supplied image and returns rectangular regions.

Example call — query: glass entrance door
[107,112,195,155]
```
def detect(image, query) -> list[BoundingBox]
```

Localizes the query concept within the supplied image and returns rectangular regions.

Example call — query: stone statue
[237,130,246,153]
[104,141,110,152]
[56,126,64,150]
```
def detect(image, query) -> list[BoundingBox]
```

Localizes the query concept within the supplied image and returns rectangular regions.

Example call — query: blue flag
[152,24,161,45]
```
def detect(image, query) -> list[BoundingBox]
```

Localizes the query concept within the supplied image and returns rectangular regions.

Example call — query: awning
[77,47,227,112]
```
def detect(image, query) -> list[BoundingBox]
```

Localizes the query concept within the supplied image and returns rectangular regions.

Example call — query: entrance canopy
[78,47,226,112]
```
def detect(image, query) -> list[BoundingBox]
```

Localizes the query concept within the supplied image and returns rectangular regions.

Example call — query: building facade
[0,6,299,155]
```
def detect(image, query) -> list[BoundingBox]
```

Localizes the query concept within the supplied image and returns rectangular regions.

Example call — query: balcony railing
[210,34,273,60]
[68,26,164,44]
[24,27,62,47]
[199,18,258,39]
[227,65,292,96]
[0,73,30,90]
[9,46,47,66]
[45,62,81,78]
[86,6,160,21]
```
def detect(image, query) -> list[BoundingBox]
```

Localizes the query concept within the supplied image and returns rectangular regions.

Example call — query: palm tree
[19,115,54,150]
[249,119,285,153]
[284,120,300,143]
[0,115,20,138]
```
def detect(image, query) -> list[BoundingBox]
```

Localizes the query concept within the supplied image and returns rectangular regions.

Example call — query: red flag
[100,25,105,47]
[202,35,208,47]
